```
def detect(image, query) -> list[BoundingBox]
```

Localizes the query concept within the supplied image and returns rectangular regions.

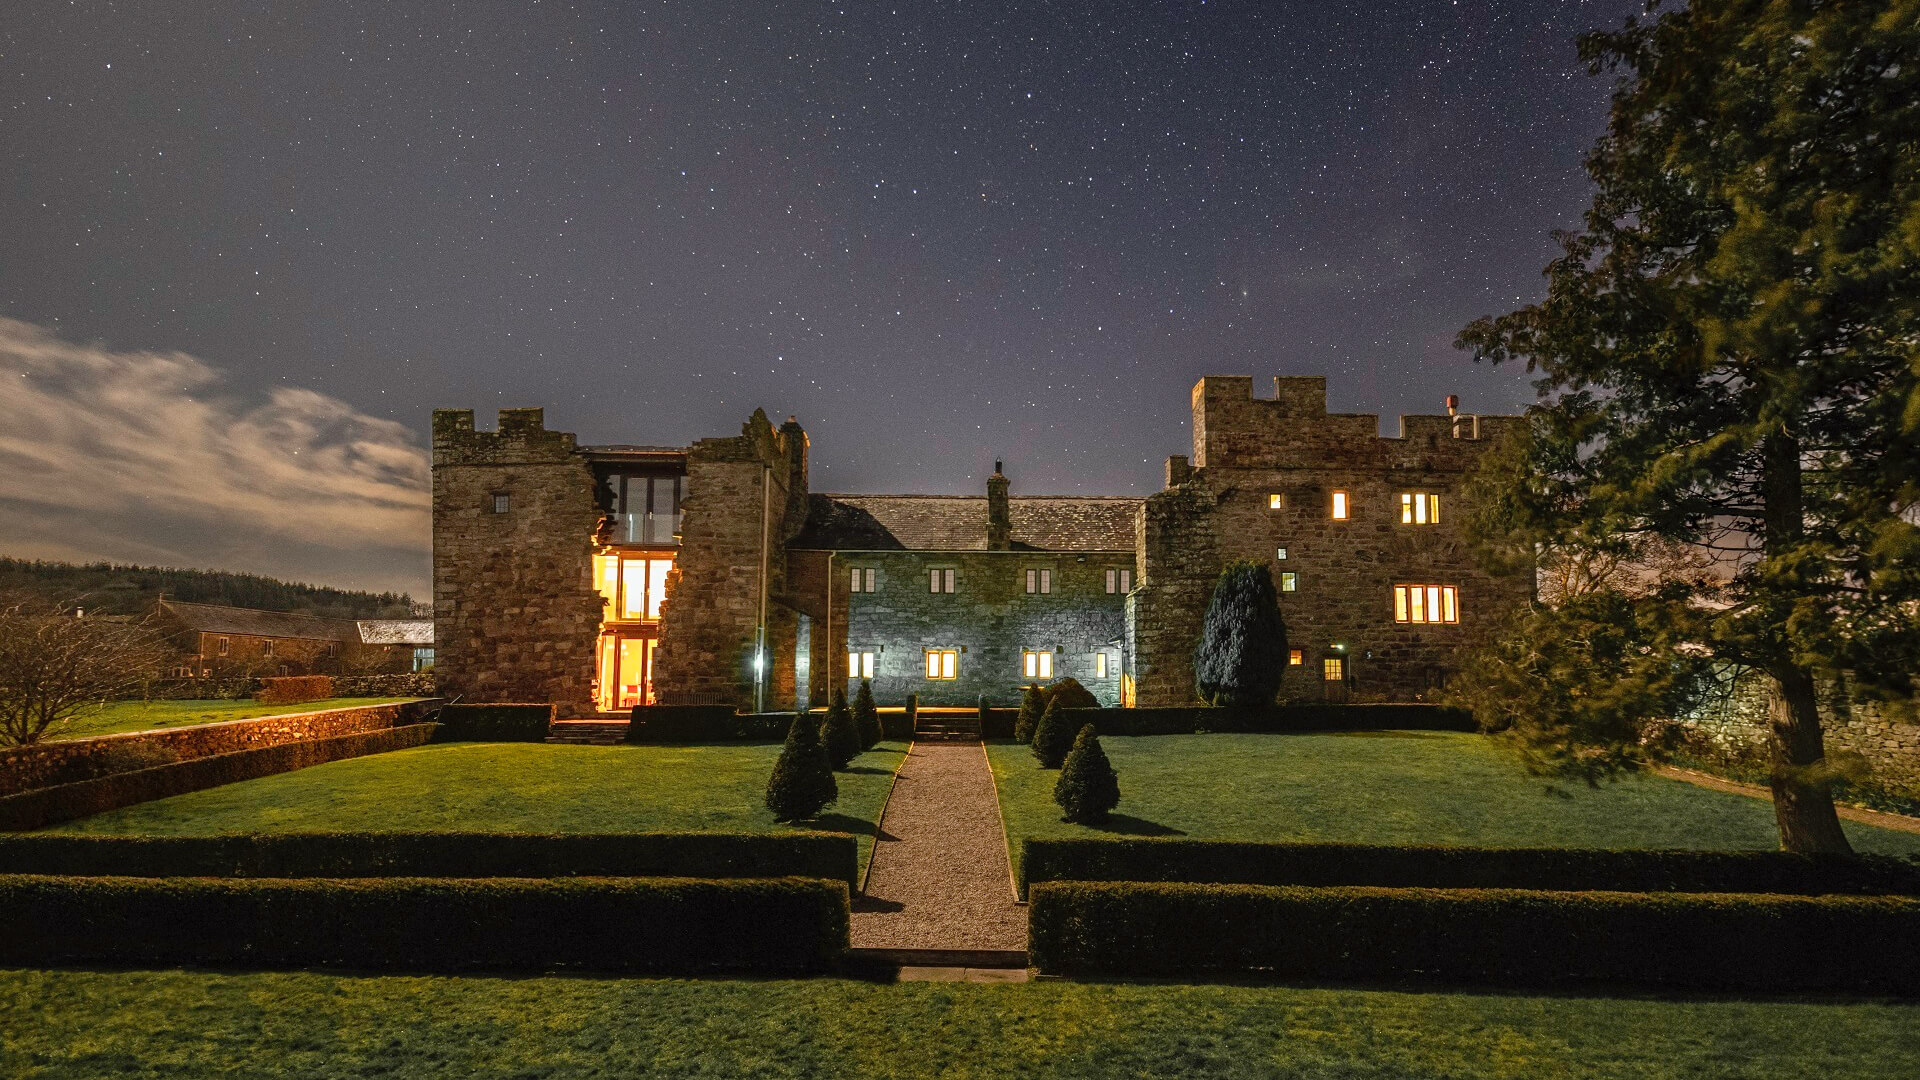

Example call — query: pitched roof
[355,619,434,646]
[155,600,360,642]
[791,494,1139,552]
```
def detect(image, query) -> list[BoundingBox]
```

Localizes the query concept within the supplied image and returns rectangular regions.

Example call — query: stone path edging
[1655,766,1920,836]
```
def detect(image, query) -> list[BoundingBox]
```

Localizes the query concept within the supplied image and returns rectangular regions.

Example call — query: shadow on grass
[809,812,880,837]
[840,765,895,776]
[1084,814,1186,837]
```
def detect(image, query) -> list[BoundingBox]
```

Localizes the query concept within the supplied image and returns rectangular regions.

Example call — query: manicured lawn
[2,968,1916,1079]
[990,732,1920,876]
[48,697,416,741]
[42,741,907,869]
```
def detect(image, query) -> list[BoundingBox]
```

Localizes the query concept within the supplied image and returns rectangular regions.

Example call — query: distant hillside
[0,557,417,620]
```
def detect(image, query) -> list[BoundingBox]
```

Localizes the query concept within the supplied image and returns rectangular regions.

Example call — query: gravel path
[851,741,1027,951]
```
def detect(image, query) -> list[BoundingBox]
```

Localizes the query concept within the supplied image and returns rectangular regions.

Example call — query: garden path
[850,741,1026,953]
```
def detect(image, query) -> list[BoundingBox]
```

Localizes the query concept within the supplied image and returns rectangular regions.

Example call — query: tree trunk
[1765,664,1853,854]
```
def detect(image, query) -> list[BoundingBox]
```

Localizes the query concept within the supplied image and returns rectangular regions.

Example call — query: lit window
[262,640,273,657]
[217,636,230,656]
[1280,572,1297,592]
[1022,650,1054,679]
[1105,568,1133,594]
[1120,569,1131,592]
[925,649,958,680]
[1331,491,1349,520]
[1399,493,1440,525]
[848,650,875,679]
[853,567,877,593]
[1324,657,1345,681]
[1095,652,1108,678]
[1026,568,1053,594]
[1276,547,1288,561]
[1289,650,1303,666]
[927,568,955,593]
[1393,584,1460,624]
[491,493,510,514]
[1269,493,1286,509]
[598,554,675,621]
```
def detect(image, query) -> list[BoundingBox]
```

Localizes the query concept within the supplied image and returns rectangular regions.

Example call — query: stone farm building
[152,600,434,678]
[431,376,1530,716]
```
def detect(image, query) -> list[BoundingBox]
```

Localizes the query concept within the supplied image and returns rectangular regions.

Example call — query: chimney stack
[986,460,1011,551]
[1445,394,1460,417]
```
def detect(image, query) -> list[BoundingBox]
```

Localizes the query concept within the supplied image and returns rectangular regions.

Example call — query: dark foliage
[766,711,837,822]
[904,693,918,734]
[1044,677,1100,711]
[628,706,788,743]
[819,691,860,770]
[1028,880,1920,992]
[432,704,553,742]
[1011,704,1475,739]
[1,874,849,974]
[1053,726,1121,825]
[1014,684,1045,744]
[1019,838,1920,897]
[1030,698,1076,769]
[0,831,860,889]
[253,675,334,706]
[853,680,881,750]
[1192,560,1288,707]
[0,556,414,620]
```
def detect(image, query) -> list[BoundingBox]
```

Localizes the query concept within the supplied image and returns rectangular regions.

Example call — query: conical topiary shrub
[903,692,919,739]
[854,679,882,750]
[1014,684,1045,744]
[1054,725,1120,825]
[1192,559,1289,707]
[766,710,837,822]
[1044,677,1100,711]
[1031,697,1078,768]
[820,689,861,770]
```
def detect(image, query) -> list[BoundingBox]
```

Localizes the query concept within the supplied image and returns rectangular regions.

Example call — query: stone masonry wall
[652,412,806,710]
[432,408,602,714]
[841,550,1131,708]
[1133,376,1533,706]
[1677,666,1920,798]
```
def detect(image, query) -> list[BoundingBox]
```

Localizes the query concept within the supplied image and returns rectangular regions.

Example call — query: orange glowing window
[1393,584,1459,624]
[925,649,958,680]
[1331,490,1349,520]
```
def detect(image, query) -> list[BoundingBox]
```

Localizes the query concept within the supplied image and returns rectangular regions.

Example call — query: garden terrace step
[913,719,983,742]
[546,720,631,746]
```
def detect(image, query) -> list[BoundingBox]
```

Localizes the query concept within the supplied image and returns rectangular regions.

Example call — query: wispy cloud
[0,318,429,595]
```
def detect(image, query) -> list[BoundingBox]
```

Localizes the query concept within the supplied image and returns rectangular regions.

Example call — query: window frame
[1022,650,1054,680]
[490,492,511,514]
[1399,492,1440,525]
[848,650,876,679]
[1094,652,1109,679]
[924,649,959,680]
[1330,490,1350,520]
[1268,493,1287,510]
[1289,650,1304,666]
[1393,584,1460,625]
[852,567,877,593]
[1280,572,1298,593]
[1323,656,1346,682]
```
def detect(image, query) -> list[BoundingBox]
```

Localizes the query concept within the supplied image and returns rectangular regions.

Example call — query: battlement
[431,407,579,465]
[1188,376,1517,473]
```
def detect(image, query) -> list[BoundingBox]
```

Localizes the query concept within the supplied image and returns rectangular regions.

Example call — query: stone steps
[913,719,983,742]
[545,720,630,746]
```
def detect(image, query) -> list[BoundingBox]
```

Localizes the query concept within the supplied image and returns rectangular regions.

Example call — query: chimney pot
[1445,395,1460,417]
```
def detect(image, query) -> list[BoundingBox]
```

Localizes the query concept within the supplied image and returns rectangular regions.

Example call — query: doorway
[596,632,658,712]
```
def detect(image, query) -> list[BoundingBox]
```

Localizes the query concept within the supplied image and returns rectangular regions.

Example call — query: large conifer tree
[1457,0,1920,853]
[1192,560,1289,707]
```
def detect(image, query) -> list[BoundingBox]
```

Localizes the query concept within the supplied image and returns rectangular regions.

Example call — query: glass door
[596,633,657,712]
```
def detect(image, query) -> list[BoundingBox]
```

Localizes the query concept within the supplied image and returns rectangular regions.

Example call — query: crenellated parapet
[1189,376,1519,474]
[431,408,578,467]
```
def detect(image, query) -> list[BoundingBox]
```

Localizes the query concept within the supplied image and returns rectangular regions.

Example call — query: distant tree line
[0,557,415,620]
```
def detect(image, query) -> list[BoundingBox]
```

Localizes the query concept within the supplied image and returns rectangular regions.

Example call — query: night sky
[1,1,1643,595]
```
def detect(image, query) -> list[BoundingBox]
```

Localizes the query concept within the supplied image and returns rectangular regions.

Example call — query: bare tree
[0,593,169,746]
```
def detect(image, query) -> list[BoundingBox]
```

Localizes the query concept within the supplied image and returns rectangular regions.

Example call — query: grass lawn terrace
[2,968,1917,1080]
[990,731,1920,876]
[42,741,908,870]
[48,697,417,741]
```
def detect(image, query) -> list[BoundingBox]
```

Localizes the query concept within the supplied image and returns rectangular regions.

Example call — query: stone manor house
[432,376,1530,716]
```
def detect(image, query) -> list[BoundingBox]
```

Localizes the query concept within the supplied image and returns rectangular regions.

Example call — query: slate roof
[155,600,361,642]
[791,494,1140,552]
[355,619,435,646]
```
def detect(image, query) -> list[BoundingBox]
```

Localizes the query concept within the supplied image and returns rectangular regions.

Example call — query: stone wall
[1677,666,1920,798]
[652,412,807,710]
[839,550,1131,707]
[0,700,441,797]
[1132,376,1533,706]
[432,408,603,714]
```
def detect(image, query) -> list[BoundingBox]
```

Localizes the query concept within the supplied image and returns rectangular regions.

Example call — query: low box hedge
[1019,838,1920,897]
[0,724,437,831]
[1028,880,1920,992]
[628,706,790,743]
[1045,704,1476,737]
[432,703,553,742]
[254,675,334,705]
[1,874,849,974]
[0,831,860,889]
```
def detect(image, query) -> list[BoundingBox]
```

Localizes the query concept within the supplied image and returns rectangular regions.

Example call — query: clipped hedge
[0,725,437,831]
[1028,880,1920,992]
[432,703,552,742]
[1019,839,1920,897]
[1,874,849,974]
[254,675,334,705]
[1047,704,1476,737]
[628,706,789,743]
[0,831,860,889]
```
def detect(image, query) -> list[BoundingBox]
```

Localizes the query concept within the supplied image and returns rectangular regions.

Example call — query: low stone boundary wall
[1675,666,1920,799]
[0,699,442,798]
[0,724,438,831]
[1046,703,1476,737]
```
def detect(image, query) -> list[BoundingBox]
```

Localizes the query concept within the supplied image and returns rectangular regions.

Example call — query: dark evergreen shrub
[1045,677,1100,711]
[853,680,882,750]
[978,693,992,728]
[819,691,861,770]
[1031,698,1076,768]
[1192,559,1289,706]
[766,711,837,821]
[904,693,919,734]
[1014,684,1045,744]
[1054,725,1121,825]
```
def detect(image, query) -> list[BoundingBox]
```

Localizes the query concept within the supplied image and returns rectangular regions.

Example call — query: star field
[3,0,1641,512]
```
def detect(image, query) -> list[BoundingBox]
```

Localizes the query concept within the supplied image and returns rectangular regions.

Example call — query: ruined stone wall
[1678,667,1920,798]
[652,412,805,710]
[1133,376,1533,706]
[431,408,601,713]
[840,551,1131,708]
